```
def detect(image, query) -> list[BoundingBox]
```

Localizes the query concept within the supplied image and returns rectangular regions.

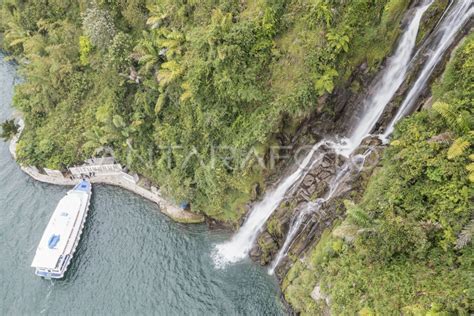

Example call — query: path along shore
[8,119,205,224]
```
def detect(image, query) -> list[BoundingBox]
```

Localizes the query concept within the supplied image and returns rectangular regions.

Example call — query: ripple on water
[0,54,284,315]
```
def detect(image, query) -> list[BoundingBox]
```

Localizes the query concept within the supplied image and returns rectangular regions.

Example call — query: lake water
[0,54,285,315]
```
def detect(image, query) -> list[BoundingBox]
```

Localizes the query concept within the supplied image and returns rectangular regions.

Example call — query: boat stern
[34,267,64,279]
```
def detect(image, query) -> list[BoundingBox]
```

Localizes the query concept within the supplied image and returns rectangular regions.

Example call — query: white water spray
[213,0,435,268]
[383,0,474,139]
[213,141,328,267]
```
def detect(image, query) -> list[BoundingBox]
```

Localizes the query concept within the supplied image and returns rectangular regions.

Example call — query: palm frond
[455,219,474,249]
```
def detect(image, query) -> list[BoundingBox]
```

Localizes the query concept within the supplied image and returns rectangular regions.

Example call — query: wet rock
[316,94,328,113]
[360,135,383,148]
[251,182,261,200]
[318,170,332,181]
[296,189,311,203]
[352,136,385,160]
[337,154,347,167]
[249,244,262,261]
[359,61,368,73]
[267,212,291,240]
[417,0,450,44]
[206,217,234,230]
[422,95,434,109]
[302,174,316,188]
[306,183,317,196]
[321,158,331,168]
[311,182,329,199]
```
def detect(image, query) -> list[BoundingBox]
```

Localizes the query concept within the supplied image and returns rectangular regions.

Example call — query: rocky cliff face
[266,136,385,279]
[246,0,471,285]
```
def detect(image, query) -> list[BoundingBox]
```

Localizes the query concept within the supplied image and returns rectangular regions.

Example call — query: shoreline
[8,119,205,224]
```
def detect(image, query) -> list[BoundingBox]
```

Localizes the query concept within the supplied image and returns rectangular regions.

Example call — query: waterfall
[212,0,434,268]
[267,148,373,274]
[268,200,322,275]
[383,0,474,139]
[213,140,328,267]
[337,0,434,156]
[268,161,353,274]
[269,0,473,273]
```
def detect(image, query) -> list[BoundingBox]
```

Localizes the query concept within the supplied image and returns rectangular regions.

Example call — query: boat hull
[31,180,92,279]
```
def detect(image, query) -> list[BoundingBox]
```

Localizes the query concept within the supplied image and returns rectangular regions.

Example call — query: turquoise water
[0,54,285,315]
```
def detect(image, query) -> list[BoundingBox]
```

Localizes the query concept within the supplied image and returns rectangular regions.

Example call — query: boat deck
[31,181,91,272]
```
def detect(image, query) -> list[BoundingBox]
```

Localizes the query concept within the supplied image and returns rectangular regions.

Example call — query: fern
[180,81,193,102]
[156,60,184,87]
[344,200,372,228]
[155,94,166,113]
[447,138,470,159]
[432,101,470,134]
[433,102,458,131]
[456,110,473,132]
[468,155,474,183]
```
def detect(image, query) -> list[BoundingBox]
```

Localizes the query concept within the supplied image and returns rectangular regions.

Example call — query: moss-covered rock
[254,232,278,265]
[416,0,450,45]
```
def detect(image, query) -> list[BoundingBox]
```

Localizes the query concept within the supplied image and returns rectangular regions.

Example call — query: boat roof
[31,191,87,269]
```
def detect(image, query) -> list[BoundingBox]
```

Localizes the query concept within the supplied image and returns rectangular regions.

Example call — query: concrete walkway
[8,120,204,224]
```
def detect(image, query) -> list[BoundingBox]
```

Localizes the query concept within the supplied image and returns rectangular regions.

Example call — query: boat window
[48,234,60,249]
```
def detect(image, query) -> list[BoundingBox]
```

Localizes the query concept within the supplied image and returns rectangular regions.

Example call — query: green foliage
[283,34,474,315]
[456,219,474,250]
[79,35,92,65]
[1,0,413,221]
[0,119,19,140]
[266,217,283,238]
[82,4,116,48]
[314,68,338,94]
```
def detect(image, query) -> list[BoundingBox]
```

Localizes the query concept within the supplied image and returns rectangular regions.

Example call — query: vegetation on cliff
[283,34,474,315]
[1,0,411,221]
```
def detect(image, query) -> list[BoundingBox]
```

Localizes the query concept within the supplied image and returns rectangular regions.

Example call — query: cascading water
[383,0,474,139]
[268,161,353,274]
[268,200,322,275]
[213,141,328,267]
[337,0,434,156]
[213,0,434,268]
[269,0,474,273]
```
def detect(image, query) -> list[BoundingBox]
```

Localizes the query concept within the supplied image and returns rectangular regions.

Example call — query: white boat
[31,180,92,279]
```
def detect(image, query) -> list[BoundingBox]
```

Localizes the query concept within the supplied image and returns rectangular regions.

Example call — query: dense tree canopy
[0,0,412,221]
[1,0,472,314]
